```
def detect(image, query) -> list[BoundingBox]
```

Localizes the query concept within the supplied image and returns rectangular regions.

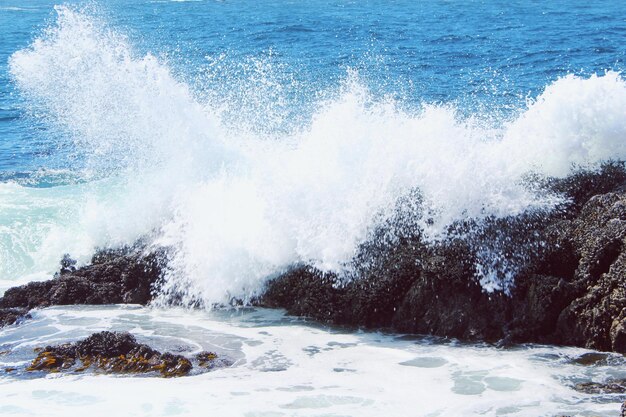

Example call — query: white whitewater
[0,305,625,416]
[6,6,626,303]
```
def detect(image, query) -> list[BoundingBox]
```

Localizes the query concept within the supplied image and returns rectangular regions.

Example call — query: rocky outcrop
[2,166,626,355]
[26,331,228,377]
[0,245,165,311]
[549,192,626,352]
[262,165,626,353]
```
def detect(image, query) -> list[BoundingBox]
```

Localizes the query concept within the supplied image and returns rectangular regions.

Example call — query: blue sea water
[1,0,625,174]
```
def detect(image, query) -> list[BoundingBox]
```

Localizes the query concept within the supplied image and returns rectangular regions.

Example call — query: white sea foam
[7,6,626,302]
[0,305,623,417]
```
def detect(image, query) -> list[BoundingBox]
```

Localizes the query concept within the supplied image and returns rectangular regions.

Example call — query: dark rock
[0,245,166,311]
[260,164,626,353]
[195,351,218,365]
[0,307,30,327]
[544,161,626,216]
[27,331,194,377]
[571,352,610,366]
[550,191,626,352]
[59,254,77,274]
[195,351,234,369]
[262,267,347,323]
[574,379,626,394]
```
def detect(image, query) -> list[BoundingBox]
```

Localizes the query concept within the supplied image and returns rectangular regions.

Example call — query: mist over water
[4,5,626,305]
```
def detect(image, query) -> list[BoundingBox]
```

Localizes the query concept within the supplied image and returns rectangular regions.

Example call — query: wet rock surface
[0,245,165,313]
[574,379,626,395]
[0,307,30,327]
[262,164,626,353]
[195,351,234,370]
[25,331,228,377]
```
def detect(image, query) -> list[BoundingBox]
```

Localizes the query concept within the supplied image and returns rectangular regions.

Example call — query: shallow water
[0,306,625,416]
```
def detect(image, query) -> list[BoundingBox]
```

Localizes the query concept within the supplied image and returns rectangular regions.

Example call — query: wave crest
[7,6,626,302]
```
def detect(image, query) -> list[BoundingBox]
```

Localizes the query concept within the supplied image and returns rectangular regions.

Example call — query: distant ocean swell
[4,5,626,305]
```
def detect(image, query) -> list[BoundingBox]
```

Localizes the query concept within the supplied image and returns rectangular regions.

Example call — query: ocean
[1,1,626,415]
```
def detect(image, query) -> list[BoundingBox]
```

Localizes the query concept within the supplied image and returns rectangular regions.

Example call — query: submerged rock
[571,352,611,366]
[574,379,626,394]
[26,331,228,377]
[0,245,165,312]
[0,307,30,327]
